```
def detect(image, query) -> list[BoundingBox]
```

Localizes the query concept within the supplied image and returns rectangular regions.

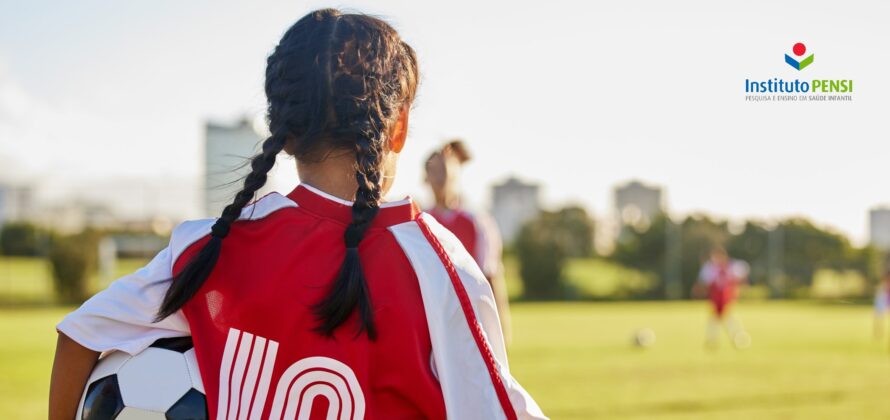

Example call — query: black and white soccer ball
[632,328,656,348]
[77,337,208,420]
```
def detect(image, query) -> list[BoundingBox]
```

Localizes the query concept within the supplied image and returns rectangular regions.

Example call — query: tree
[611,214,728,298]
[779,218,865,291]
[555,206,596,258]
[725,221,770,286]
[515,207,595,299]
[48,230,100,304]
[611,214,880,299]
[611,215,666,275]
[0,222,43,256]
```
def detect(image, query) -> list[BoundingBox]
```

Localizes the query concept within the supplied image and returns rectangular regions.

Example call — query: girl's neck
[433,190,460,210]
[297,153,360,202]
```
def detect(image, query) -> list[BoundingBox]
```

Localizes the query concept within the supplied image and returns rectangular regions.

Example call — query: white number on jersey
[217,328,365,420]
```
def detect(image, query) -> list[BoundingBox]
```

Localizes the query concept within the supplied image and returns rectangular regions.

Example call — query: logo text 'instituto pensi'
[744,42,853,102]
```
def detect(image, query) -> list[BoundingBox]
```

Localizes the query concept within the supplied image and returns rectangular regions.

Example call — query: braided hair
[157,9,419,341]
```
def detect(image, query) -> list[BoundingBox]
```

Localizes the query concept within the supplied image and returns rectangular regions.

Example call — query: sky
[0,0,888,243]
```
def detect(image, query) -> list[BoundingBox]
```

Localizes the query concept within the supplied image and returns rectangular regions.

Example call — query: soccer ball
[632,328,656,348]
[77,337,208,420]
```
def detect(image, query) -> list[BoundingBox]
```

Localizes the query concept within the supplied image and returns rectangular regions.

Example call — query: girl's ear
[388,106,410,153]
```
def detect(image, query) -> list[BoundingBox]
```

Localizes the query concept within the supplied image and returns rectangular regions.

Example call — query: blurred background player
[872,270,890,346]
[424,140,512,343]
[693,247,751,349]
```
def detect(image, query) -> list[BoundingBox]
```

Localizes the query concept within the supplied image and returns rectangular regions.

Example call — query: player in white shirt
[873,270,890,346]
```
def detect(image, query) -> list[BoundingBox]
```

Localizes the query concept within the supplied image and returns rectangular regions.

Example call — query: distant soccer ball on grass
[77,337,207,419]
[632,328,657,348]
[733,331,752,349]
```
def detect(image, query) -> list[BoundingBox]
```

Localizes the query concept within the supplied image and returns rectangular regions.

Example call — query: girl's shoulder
[389,213,491,300]
[169,192,299,263]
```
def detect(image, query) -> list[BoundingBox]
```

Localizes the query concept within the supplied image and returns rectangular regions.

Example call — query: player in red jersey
[49,9,545,420]
[693,247,751,349]
[424,140,511,344]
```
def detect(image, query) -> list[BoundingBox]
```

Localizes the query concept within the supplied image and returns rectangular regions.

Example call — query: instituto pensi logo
[744,41,852,102]
[785,42,813,71]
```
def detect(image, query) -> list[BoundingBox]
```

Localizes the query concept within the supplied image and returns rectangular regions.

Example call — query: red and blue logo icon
[785,42,813,71]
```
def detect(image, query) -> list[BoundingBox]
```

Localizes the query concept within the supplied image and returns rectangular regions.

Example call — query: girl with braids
[49,8,545,420]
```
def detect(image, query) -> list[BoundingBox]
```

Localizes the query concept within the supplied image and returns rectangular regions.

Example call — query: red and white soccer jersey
[57,184,545,420]
[425,208,502,279]
[698,260,749,317]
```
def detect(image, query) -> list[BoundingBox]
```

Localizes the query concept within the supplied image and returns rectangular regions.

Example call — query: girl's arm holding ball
[48,333,99,420]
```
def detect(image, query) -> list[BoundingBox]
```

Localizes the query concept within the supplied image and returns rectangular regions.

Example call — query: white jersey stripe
[389,214,547,420]
[249,339,278,420]
[218,328,281,420]
[228,332,255,420]
[238,336,267,420]
[217,328,242,420]
[296,384,339,420]
[420,215,545,419]
[270,356,365,420]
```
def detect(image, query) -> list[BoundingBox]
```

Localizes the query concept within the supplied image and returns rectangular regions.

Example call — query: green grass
[3,302,890,419]
[509,301,890,419]
[503,256,654,300]
[0,257,148,304]
[0,257,53,302]
[0,307,69,419]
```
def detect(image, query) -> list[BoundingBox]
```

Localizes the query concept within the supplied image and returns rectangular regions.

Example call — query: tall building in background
[0,183,33,226]
[614,179,663,229]
[491,177,540,243]
[870,207,890,250]
[204,117,299,217]
[205,118,262,217]
[36,200,117,234]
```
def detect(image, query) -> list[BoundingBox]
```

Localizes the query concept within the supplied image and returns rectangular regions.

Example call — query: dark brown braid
[156,129,286,320]
[157,9,419,341]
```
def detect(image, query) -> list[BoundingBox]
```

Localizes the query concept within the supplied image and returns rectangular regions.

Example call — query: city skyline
[1,0,888,243]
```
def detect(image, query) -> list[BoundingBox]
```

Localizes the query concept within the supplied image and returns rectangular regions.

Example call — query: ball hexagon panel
[117,348,193,411]
[150,337,194,353]
[116,406,167,420]
[166,388,209,420]
[81,375,124,420]
[78,351,131,417]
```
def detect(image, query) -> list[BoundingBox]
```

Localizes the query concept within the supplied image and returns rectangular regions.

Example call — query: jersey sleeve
[389,214,547,420]
[55,219,214,355]
[55,245,189,355]
[698,263,714,285]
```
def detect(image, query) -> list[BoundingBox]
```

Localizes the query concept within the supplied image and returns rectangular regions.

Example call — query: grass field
[0,257,148,305]
[3,301,890,419]
[502,256,654,300]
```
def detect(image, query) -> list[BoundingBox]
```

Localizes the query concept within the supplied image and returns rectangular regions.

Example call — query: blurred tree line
[6,206,882,303]
[611,215,881,299]
[0,222,44,256]
[514,206,595,299]
[0,222,167,304]
[514,208,883,301]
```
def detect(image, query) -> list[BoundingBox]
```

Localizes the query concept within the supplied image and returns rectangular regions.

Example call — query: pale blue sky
[0,0,888,242]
